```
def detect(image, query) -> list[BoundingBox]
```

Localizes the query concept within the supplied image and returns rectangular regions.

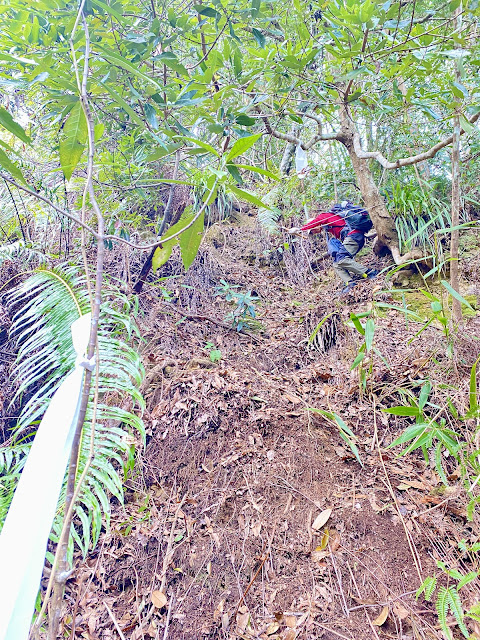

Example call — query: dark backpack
[327,237,352,262]
[331,203,373,233]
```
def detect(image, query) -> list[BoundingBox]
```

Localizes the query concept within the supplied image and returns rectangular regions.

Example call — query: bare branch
[352,110,480,169]
[1,175,100,239]
[260,112,340,150]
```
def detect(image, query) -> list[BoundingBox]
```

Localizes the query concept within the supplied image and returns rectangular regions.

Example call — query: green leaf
[440,280,474,311]
[226,133,262,162]
[0,106,31,144]
[416,576,437,601]
[351,351,366,369]
[389,423,428,448]
[181,136,220,157]
[251,28,266,48]
[59,101,87,181]
[0,148,27,184]
[98,49,164,91]
[226,163,243,184]
[236,164,279,180]
[457,571,478,590]
[235,114,256,126]
[365,318,374,352]
[179,209,204,270]
[418,381,431,409]
[152,241,174,272]
[101,82,146,128]
[349,313,365,336]
[383,406,420,416]
[227,185,269,208]
[193,4,221,18]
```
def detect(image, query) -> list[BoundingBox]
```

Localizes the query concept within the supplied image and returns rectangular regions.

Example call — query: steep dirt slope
[59,215,480,640]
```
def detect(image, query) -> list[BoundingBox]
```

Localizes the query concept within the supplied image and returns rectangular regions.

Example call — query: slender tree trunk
[133,150,181,293]
[450,3,462,324]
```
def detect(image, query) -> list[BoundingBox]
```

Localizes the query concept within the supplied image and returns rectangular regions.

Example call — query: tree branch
[260,112,340,150]
[352,110,480,169]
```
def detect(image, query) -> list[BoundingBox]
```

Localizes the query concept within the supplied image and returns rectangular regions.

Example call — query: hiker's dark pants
[333,236,367,284]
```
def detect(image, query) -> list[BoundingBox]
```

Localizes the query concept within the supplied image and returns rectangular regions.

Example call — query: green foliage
[1,266,145,556]
[417,566,473,640]
[216,279,260,332]
[204,341,222,363]
[308,409,363,467]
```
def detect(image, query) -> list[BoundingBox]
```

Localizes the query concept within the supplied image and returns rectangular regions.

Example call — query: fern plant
[416,561,478,639]
[1,265,145,559]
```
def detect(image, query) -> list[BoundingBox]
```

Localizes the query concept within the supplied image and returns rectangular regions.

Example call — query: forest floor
[4,211,480,640]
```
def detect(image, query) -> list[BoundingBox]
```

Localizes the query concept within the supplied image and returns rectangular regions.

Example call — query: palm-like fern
[1,265,145,557]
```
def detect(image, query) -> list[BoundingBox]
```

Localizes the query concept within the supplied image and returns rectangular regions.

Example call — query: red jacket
[300,212,346,239]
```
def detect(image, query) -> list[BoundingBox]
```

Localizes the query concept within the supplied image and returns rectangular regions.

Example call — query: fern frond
[446,588,469,638]
[436,586,452,640]
[258,206,282,234]
[4,265,145,558]
[416,575,437,601]
[0,241,48,266]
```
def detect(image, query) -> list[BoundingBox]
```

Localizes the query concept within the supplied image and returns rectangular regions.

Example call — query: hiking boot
[365,268,379,279]
[341,281,357,294]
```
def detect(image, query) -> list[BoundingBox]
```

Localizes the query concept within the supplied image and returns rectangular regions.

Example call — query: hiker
[289,202,378,293]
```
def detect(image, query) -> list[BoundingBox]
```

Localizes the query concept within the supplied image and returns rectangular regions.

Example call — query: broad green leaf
[0,148,27,184]
[251,27,265,48]
[152,241,174,272]
[226,163,243,184]
[226,133,262,162]
[440,280,475,312]
[193,4,221,18]
[179,209,205,270]
[349,313,365,336]
[227,185,269,208]
[235,114,255,126]
[418,381,431,410]
[0,106,31,144]
[59,101,87,181]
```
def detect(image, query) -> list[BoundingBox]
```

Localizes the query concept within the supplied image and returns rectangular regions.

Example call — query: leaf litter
[53,215,480,640]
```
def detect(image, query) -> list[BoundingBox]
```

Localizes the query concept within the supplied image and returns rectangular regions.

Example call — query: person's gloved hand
[288,227,301,234]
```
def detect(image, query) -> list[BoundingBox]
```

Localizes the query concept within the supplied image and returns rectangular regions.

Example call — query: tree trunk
[339,104,422,265]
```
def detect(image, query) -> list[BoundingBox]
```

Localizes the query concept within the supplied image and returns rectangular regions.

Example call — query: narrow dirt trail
[64,215,480,640]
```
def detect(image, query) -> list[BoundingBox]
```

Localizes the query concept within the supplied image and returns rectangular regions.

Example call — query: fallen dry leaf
[283,630,297,640]
[284,615,297,628]
[372,606,389,626]
[393,603,410,620]
[312,508,332,531]
[151,590,167,609]
[266,621,280,635]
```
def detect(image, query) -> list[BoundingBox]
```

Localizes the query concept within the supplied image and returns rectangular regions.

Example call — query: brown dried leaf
[312,508,332,531]
[284,616,297,628]
[372,606,389,626]
[151,591,168,609]
[393,603,410,620]
[283,630,297,640]
[266,621,280,635]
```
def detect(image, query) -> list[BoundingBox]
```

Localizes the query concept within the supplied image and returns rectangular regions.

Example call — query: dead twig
[105,602,127,640]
